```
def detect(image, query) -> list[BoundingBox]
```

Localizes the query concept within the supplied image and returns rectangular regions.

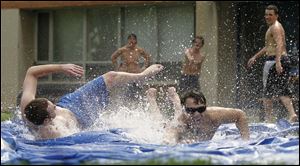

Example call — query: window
[36,4,195,86]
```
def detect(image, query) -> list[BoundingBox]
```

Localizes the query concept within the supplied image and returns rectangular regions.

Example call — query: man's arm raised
[20,64,84,114]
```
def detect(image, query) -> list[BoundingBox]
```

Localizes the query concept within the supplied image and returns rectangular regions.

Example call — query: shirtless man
[111,33,150,73]
[20,63,163,139]
[146,87,250,144]
[111,34,151,102]
[179,36,205,95]
[247,5,298,123]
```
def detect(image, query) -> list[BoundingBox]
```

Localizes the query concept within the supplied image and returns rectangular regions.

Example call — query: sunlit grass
[1,112,12,121]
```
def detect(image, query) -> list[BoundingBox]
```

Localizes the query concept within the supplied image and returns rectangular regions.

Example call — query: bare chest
[121,49,141,61]
[180,117,218,141]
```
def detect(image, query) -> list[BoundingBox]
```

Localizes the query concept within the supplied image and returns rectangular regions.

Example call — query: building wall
[196,1,237,107]
[196,1,219,106]
[1,9,20,111]
[216,2,238,107]
[18,10,35,86]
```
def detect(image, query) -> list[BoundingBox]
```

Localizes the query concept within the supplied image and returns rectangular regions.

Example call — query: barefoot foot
[141,64,164,77]
[146,88,157,99]
[167,87,180,104]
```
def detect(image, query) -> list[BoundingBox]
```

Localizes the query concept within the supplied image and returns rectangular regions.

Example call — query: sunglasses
[185,106,206,114]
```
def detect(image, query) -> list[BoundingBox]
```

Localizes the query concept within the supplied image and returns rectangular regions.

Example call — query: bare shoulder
[206,106,243,117]
[56,106,75,116]
[119,46,127,52]
[185,48,191,54]
[206,106,239,112]
[271,22,284,32]
[206,106,245,123]
[200,54,206,60]
[136,46,146,53]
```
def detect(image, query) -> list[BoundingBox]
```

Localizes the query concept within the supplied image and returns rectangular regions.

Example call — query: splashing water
[90,105,170,145]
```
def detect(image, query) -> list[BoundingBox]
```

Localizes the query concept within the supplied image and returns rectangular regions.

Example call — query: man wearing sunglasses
[146,87,250,144]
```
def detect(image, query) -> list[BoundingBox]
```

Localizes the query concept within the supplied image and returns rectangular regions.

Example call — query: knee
[236,109,247,119]
[103,71,118,87]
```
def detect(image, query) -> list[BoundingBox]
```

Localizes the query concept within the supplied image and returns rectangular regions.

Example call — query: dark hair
[192,36,204,46]
[266,5,279,15]
[127,33,137,40]
[181,90,206,105]
[24,98,49,125]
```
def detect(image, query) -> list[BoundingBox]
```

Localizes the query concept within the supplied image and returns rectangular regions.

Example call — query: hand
[247,57,256,68]
[61,64,84,77]
[275,62,283,74]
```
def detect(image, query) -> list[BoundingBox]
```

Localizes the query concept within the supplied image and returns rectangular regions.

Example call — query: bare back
[36,107,80,139]
[265,21,287,56]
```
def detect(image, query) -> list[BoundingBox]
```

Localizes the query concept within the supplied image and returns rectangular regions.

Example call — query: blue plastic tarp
[1,118,299,165]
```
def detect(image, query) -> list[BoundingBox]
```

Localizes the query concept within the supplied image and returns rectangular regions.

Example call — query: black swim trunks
[264,55,292,98]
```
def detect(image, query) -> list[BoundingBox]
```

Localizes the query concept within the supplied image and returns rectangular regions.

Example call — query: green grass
[119,158,212,165]
[1,112,13,121]
[80,158,213,165]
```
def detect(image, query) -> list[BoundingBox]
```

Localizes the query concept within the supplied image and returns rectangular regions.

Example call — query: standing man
[111,33,150,73]
[247,5,298,122]
[111,34,151,103]
[179,36,205,95]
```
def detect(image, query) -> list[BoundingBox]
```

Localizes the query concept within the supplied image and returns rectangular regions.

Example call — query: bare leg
[167,87,182,119]
[279,96,298,122]
[263,98,274,123]
[145,88,163,120]
[103,64,164,90]
[145,88,159,112]
[163,87,183,144]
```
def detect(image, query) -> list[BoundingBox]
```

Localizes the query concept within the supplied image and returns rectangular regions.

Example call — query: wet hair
[192,36,204,46]
[127,33,137,40]
[24,98,50,125]
[181,90,207,106]
[266,5,278,15]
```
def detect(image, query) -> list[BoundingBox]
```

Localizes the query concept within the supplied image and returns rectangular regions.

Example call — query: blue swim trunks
[56,76,109,129]
[178,74,201,95]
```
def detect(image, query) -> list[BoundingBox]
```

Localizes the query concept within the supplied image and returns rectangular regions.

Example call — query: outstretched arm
[210,108,250,140]
[20,64,84,113]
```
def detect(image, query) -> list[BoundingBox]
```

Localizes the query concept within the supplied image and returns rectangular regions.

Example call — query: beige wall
[1,9,20,111]
[196,1,237,107]
[196,1,219,106]
[18,11,35,85]
[1,9,35,111]
[216,2,238,107]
